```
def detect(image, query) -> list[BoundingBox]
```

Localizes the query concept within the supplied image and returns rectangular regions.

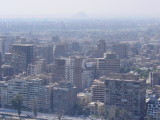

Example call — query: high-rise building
[105,73,146,120]
[82,71,92,89]
[2,36,15,54]
[54,43,67,57]
[97,40,107,58]
[85,60,98,79]
[0,81,8,107]
[4,53,12,64]
[53,58,66,82]
[26,77,51,111]
[112,43,129,59]
[98,40,106,53]
[27,59,46,75]
[11,53,27,74]
[3,76,52,111]
[65,57,83,91]
[36,44,54,64]
[0,37,5,56]
[149,71,160,88]
[7,78,28,107]
[12,44,34,68]
[52,82,77,114]
[0,75,77,113]
[153,85,160,98]
[97,52,120,77]
[0,35,15,56]
[42,85,53,111]
[91,79,105,103]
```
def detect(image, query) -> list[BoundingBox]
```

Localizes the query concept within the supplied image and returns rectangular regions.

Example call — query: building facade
[97,52,120,77]
[105,73,146,120]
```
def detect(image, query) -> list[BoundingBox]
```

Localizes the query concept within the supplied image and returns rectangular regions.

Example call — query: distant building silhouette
[112,43,129,59]
[36,44,54,64]
[54,43,67,57]
[12,44,34,68]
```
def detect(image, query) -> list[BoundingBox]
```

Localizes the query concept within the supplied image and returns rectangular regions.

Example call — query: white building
[65,57,75,83]
[7,78,28,107]
[0,76,53,111]
[65,57,83,91]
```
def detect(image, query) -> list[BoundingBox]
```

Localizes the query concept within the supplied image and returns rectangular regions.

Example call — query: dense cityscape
[0,17,158,120]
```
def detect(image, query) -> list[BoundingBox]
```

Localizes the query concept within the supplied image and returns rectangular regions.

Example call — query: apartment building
[91,79,105,103]
[104,73,146,120]
[97,52,120,77]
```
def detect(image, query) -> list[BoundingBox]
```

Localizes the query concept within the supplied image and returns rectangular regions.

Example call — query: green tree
[56,111,63,120]
[12,94,23,116]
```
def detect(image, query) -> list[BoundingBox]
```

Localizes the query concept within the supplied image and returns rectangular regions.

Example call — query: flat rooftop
[12,44,34,46]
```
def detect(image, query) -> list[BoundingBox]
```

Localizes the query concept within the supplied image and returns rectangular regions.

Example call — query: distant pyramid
[73,12,89,19]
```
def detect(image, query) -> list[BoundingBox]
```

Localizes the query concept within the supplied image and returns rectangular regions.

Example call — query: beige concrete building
[88,101,105,116]
[91,79,105,103]
[65,57,83,91]
[104,73,146,120]
[97,52,120,77]
[52,82,77,114]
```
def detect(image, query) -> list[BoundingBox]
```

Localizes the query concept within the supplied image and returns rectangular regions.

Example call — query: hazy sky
[0,0,160,18]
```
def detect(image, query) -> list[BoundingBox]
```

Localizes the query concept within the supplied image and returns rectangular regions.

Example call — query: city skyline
[0,1,160,119]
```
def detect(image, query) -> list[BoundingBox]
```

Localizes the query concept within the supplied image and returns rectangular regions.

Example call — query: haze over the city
[1,0,160,18]
[0,0,160,120]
